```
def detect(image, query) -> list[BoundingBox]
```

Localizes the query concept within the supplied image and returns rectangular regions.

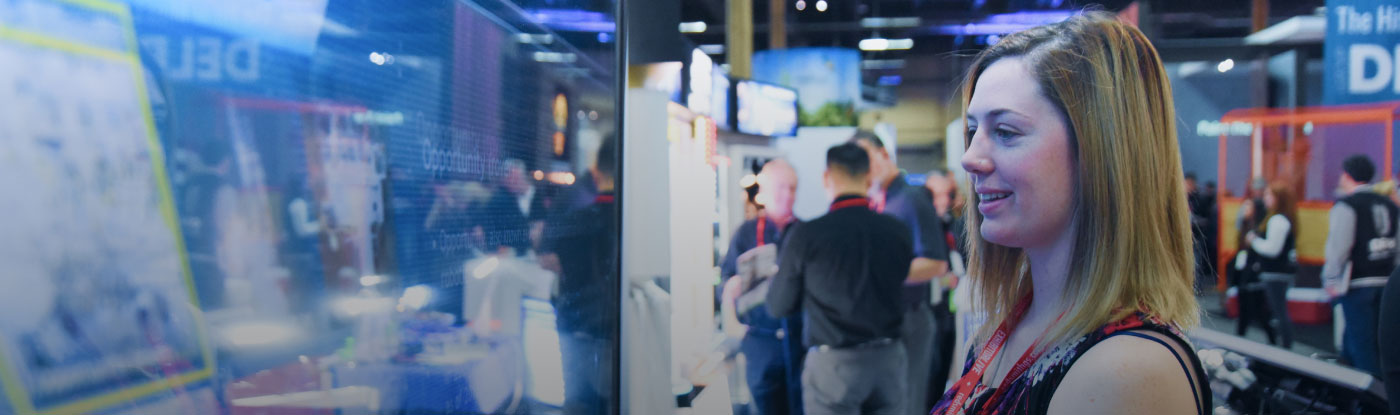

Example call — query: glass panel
[0,0,620,413]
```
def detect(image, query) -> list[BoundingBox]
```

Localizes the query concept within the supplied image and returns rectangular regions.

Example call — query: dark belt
[810,337,897,353]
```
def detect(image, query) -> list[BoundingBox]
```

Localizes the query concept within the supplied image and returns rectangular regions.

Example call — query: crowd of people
[719,12,1210,415]
[414,136,623,413]
[456,11,1400,415]
[1209,153,1400,385]
[432,9,1400,415]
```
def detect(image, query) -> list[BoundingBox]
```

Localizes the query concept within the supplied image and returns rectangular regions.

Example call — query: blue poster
[1324,0,1400,104]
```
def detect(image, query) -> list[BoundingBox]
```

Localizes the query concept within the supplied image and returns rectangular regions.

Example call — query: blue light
[527,8,616,32]
[877,75,901,86]
[597,32,612,43]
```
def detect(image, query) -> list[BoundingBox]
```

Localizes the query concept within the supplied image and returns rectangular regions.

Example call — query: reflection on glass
[0,0,619,413]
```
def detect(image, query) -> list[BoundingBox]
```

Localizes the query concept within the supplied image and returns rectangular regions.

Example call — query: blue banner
[1324,0,1400,104]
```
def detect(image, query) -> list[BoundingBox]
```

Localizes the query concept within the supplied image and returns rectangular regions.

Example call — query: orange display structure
[1214,103,1400,293]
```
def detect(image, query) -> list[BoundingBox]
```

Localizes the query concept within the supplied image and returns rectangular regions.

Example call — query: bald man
[721,159,806,415]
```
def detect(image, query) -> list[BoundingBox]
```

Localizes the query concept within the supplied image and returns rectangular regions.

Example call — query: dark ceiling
[679,0,1326,64]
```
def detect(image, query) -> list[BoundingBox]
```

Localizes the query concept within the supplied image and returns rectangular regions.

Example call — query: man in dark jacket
[549,137,619,414]
[852,133,949,415]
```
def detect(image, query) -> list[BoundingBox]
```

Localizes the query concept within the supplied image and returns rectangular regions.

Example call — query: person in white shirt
[1243,181,1298,349]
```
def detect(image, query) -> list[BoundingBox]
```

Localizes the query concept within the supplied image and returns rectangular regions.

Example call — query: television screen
[735,80,798,137]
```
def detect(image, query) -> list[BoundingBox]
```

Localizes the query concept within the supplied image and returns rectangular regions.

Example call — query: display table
[329,342,520,413]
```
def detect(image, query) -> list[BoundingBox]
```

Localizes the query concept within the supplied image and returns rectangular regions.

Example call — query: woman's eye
[965,127,978,138]
[994,128,1019,140]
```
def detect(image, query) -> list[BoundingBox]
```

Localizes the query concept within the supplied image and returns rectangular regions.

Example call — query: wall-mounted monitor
[734,79,798,137]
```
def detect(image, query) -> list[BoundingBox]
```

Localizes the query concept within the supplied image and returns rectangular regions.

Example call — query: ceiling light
[369,52,394,65]
[533,52,578,63]
[679,21,707,33]
[514,33,555,44]
[815,0,827,12]
[859,38,913,51]
[1217,58,1234,72]
[795,0,806,10]
[699,44,725,55]
[861,17,921,28]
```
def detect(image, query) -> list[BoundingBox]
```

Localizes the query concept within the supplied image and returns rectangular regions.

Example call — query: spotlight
[815,0,827,12]
[1217,59,1235,72]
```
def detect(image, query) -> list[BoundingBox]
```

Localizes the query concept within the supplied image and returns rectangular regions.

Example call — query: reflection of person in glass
[281,176,326,318]
[485,160,546,256]
[548,135,618,414]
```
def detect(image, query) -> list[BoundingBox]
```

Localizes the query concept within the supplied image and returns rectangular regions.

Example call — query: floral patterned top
[930,312,1210,415]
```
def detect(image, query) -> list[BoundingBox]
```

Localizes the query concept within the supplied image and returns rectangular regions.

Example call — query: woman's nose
[961,133,993,176]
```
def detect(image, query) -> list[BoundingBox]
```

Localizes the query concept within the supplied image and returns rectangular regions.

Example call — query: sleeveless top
[930,312,1211,415]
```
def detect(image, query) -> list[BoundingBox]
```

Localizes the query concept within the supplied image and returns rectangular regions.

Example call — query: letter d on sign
[1349,44,1392,94]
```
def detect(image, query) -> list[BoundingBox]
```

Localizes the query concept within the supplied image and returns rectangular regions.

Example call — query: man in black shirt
[769,142,914,415]
[549,136,619,414]
[852,133,949,414]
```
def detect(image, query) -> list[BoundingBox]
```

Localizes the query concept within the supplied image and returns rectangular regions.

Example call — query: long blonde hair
[962,11,1198,347]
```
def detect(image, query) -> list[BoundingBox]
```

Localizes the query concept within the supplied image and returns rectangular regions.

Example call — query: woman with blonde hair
[932,11,1209,415]
[1244,181,1299,349]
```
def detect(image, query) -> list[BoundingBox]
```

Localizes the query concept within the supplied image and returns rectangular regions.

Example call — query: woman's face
[1264,188,1277,211]
[961,57,1077,249]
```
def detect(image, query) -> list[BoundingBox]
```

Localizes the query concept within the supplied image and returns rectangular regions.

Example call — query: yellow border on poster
[0,0,215,414]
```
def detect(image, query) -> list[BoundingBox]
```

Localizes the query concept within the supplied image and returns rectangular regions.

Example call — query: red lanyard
[756,217,766,246]
[941,296,1063,415]
[830,196,871,212]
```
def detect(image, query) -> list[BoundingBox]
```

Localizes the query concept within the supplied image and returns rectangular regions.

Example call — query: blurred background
[0,0,1394,413]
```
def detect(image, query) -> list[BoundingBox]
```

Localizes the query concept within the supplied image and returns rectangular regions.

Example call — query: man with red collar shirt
[768,142,915,415]
[852,133,950,415]
[720,159,806,415]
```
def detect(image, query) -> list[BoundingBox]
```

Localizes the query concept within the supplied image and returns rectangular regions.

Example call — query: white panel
[774,127,860,221]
